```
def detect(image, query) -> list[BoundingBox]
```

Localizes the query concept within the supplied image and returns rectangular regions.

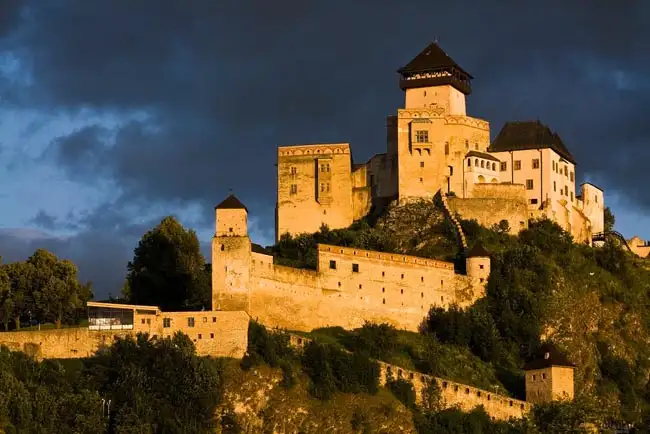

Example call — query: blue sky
[1,1,649,299]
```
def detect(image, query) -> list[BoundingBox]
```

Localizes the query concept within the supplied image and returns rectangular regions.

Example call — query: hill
[269,197,650,428]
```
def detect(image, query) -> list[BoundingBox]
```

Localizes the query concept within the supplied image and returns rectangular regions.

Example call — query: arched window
[480,160,485,168]
[491,162,496,171]
[467,159,471,167]
[474,159,478,166]
[444,142,449,155]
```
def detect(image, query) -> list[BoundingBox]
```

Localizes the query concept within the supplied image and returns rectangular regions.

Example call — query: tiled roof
[398,42,472,78]
[489,121,576,164]
[523,343,575,370]
[215,194,247,212]
[466,150,500,163]
[467,242,490,258]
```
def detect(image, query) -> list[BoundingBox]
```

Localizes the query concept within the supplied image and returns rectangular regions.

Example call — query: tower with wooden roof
[212,194,252,312]
[397,41,473,115]
[524,342,576,404]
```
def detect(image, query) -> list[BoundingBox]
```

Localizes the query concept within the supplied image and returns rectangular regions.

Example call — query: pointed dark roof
[215,194,248,212]
[467,242,490,258]
[489,121,576,164]
[524,343,575,370]
[398,42,472,78]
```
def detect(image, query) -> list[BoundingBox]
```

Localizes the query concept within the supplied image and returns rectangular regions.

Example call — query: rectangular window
[352,263,359,273]
[290,166,297,177]
[553,181,557,192]
[570,192,574,201]
[565,186,568,196]
[415,130,429,143]
[532,159,540,169]
[570,172,574,182]
[290,184,297,195]
[212,317,216,323]
[530,198,538,204]
[329,260,336,270]
[203,317,207,323]
[210,333,214,339]
[420,161,424,168]
[198,334,202,339]
[163,318,171,328]
[514,160,521,170]
[188,317,195,327]
[146,318,151,325]
[526,179,534,190]
[500,162,507,171]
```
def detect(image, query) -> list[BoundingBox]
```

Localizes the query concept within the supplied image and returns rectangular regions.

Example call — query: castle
[0,41,587,421]
[276,42,605,243]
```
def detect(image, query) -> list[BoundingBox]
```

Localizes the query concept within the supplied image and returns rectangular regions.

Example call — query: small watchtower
[397,41,473,114]
[465,242,491,285]
[524,343,576,404]
[212,194,252,312]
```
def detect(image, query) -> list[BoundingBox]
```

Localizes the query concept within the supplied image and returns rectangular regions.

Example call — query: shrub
[386,378,416,410]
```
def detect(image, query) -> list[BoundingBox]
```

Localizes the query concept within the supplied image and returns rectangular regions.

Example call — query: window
[467,159,471,167]
[147,318,151,325]
[213,317,216,323]
[531,198,538,204]
[419,177,423,182]
[491,162,496,171]
[141,319,145,324]
[188,317,195,327]
[420,161,424,168]
[220,244,225,251]
[352,263,359,273]
[290,166,297,177]
[542,373,546,379]
[565,186,568,196]
[474,159,478,167]
[326,183,330,192]
[401,273,404,279]
[465,139,469,149]
[320,183,325,192]
[290,184,297,195]
[552,161,556,171]
[382,298,386,304]
[382,287,385,293]
[480,160,484,168]
[329,260,336,270]
[415,130,429,143]
[532,374,536,381]
[479,264,484,269]
[514,160,521,170]
[210,333,214,339]
[500,162,507,171]
[570,192,574,201]
[553,181,557,192]
[444,142,449,155]
[421,276,424,282]
[228,227,233,232]
[381,271,385,277]
[163,318,171,328]
[475,144,478,150]
[564,166,568,176]
[526,179,534,190]
[400,289,404,294]
[532,159,540,169]
[570,171,574,182]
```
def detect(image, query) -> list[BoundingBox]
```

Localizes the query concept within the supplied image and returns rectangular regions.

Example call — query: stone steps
[439,188,468,252]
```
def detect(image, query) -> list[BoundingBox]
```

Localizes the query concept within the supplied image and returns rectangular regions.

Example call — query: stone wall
[287,334,530,421]
[245,243,480,332]
[0,310,250,360]
[447,194,529,235]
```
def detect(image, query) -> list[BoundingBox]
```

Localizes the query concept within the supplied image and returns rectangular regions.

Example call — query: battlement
[277,143,350,157]
[317,244,454,271]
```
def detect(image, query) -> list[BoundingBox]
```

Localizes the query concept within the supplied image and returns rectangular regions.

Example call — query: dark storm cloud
[2,1,650,296]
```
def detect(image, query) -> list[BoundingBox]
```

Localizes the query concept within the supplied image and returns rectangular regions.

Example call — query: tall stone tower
[211,194,252,312]
[398,41,473,114]
[524,343,576,404]
[392,42,489,202]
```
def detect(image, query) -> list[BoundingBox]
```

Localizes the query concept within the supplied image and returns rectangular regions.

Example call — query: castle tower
[397,41,473,115]
[465,242,491,286]
[524,343,576,404]
[211,194,252,312]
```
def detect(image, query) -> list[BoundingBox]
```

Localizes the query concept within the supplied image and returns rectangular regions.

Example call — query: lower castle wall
[0,311,250,360]
[447,195,529,235]
[248,245,480,332]
[287,334,530,421]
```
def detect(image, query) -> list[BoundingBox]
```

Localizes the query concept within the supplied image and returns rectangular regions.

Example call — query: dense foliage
[0,249,92,330]
[124,216,211,310]
[0,332,224,434]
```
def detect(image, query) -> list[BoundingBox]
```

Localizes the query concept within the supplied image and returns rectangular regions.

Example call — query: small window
[479,278,484,283]
[475,144,478,150]
[421,276,424,282]
[570,172,574,182]
[415,130,429,143]
[500,162,507,171]
[526,179,534,190]
[290,184,297,195]
[531,198,538,204]
[421,292,424,298]
[163,318,171,328]
[382,298,386,304]
[213,317,216,323]
[220,244,225,251]
[542,373,546,379]
[146,319,151,325]
[329,260,336,270]
[467,159,471,167]
[480,160,485,168]
[419,177,423,182]
[141,319,145,325]
[188,317,195,327]
[491,162,496,171]
[210,333,214,339]
[400,289,404,294]
[381,271,385,277]
[564,166,568,176]
[352,263,359,273]
[532,159,540,169]
[228,227,233,232]
[565,186,568,196]
[382,288,385,293]
[474,158,478,167]
[401,273,404,279]
[553,181,557,192]
[570,192,574,201]
[444,142,449,155]
[514,160,521,170]
[465,139,469,149]
[532,374,536,381]
[358,284,362,289]
[198,334,202,339]
[479,264,484,269]
[420,161,424,168]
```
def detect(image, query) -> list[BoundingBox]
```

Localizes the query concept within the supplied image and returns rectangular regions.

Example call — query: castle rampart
[287,334,530,421]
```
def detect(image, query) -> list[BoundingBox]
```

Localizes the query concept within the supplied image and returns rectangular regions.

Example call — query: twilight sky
[1,1,649,298]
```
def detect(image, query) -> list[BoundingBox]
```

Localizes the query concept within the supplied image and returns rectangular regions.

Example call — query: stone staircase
[438,188,468,252]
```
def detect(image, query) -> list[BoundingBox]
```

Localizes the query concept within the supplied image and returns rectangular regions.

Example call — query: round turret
[465,242,490,284]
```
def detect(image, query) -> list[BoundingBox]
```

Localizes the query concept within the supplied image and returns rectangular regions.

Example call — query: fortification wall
[245,244,480,332]
[0,311,250,360]
[287,334,530,421]
[447,195,529,235]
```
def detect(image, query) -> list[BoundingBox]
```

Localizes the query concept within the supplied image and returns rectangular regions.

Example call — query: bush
[386,378,417,410]
[352,321,399,359]
[244,321,294,369]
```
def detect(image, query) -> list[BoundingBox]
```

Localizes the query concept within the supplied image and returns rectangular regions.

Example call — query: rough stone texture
[525,366,575,405]
[0,310,249,360]
[447,194,529,235]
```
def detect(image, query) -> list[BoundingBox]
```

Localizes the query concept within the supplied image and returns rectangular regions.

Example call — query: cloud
[2,1,650,293]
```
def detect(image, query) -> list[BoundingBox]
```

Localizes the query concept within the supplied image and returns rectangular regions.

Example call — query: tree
[126,216,210,311]
[0,260,12,331]
[604,207,615,233]
[27,249,91,328]
[4,261,34,330]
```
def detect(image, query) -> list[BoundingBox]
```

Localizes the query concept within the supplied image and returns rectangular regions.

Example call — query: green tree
[4,261,34,330]
[0,260,12,331]
[604,207,615,232]
[126,216,210,310]
[27,249,91,328]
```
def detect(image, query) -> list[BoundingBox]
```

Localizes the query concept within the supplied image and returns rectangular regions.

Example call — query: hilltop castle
[276,42,605,244]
